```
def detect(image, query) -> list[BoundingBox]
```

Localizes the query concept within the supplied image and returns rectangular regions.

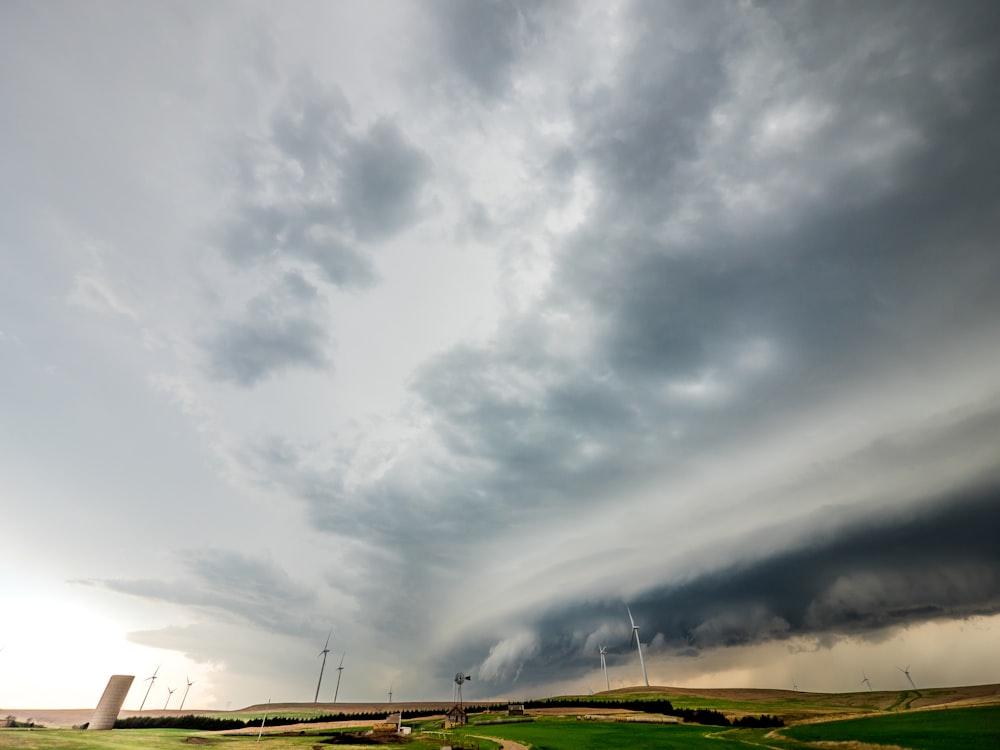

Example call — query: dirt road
[470,734,529,750]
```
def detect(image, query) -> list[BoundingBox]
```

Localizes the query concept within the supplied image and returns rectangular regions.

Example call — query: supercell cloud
[2,0,999,707]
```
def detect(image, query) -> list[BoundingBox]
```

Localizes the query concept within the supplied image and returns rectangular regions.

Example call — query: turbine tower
[627,606,649,687]
[388,684,393,703]
[164,686,176,710]
[897,664,916,689]
[179,676,195,711]
[861,672,873,691]
[139,665,160,711]
[333,653,345,703]
[315,630,332,703]
[599,644,610,691]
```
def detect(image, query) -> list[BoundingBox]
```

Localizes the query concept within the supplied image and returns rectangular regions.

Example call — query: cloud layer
[3,0,1000,707]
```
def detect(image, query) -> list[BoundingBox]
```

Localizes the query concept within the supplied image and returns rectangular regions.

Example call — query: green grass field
[3,689,999,749]
[0,727,458,749]
[778,705,1000,750]
[453,717,732,749]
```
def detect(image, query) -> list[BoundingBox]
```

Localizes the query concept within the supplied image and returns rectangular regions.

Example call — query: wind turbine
[139,665,160,711]
[861,672,873,691]
[315,630,332,703]
[897,664,916,689]
[164,686,176,710]
[599,644,610,691]
[179,676,195,711]
[333,653,345,702]
[626,606,649,687]
[388,684,393,703]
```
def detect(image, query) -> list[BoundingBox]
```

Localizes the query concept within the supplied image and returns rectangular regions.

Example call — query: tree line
[109,697,783,731]
[521,697,784,728]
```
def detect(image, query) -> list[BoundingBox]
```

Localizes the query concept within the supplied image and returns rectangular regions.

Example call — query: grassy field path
[470,734,529,750]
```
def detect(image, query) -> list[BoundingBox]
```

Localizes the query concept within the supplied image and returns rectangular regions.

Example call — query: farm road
[470,734,529,750]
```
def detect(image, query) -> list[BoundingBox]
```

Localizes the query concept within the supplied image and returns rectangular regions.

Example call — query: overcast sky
[2,0,1000,711]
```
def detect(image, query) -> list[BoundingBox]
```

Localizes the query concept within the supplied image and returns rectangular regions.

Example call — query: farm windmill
[453,672,471,708]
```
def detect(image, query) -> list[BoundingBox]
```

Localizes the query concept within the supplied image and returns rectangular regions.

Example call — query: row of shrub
[112,697,782,731]
[4,716,42,728]
[114,704,509,731]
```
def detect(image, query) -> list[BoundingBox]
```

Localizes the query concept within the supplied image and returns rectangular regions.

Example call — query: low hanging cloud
[79,548,323,640]
[447,483,1000,693]
[477,630,541,682]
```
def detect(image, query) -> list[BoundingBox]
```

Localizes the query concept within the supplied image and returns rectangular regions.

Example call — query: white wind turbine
[599,644,610,691]
[897,664,916,689]
[626,606,649,687]
[179,676,195,711]
[861,672,873,691]
[164,686,176,710]
[315,630,332,703]
[139,665,160,711]
[333,653,345,703]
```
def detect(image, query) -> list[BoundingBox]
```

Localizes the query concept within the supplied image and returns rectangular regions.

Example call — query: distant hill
[4,684,998,729]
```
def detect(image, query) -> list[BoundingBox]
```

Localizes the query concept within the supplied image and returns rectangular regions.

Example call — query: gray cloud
[220,81,431,286]
[204,272,330,386]
[338,119,432,240]
[85,548,321,639]
[222,202,376,288]
[424,0,552,100]
[20,0,996,706]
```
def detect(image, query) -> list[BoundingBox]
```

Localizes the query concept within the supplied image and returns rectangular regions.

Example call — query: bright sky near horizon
[2,0,1000,710]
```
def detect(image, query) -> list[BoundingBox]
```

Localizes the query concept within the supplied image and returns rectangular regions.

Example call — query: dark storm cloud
[411,335,646,511]
[204,272,330,386]
[409,0,1000,510]
[220,81,431,284]
[449,482,1000,692]
[573,2,729,211]
[394,0,1000,691]
[81,549,321,638]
